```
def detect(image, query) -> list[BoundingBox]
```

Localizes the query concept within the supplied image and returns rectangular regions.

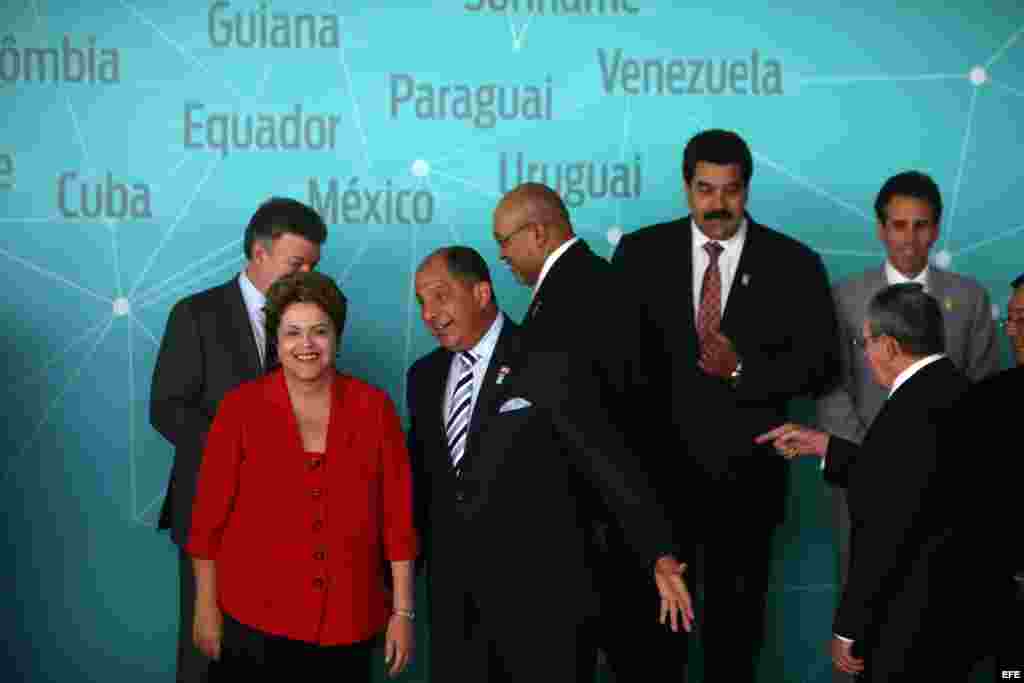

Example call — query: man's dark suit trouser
[177,549,210,683]
[433,592,598,683]
[696,513,775,682]
[594,533,690,682]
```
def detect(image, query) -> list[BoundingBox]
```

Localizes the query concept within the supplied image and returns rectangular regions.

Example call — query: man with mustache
[815,170,999,682]
[610,129,840,680]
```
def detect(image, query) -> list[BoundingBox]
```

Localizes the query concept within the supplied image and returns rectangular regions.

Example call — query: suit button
[312,520,324,532]
[311,488,323,499]
[455,491,465,503]
[313,550,326,561]
[309,457,322,470]
[312,577,325,590]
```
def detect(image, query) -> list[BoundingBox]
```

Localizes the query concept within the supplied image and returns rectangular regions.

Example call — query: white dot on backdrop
[411,159,430,177]
[113,297,131,317]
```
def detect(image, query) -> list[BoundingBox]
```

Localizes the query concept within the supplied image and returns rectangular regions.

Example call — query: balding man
[492,183,683,680]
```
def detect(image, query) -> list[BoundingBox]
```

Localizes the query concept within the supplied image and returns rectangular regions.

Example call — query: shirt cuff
[833,633,854,644]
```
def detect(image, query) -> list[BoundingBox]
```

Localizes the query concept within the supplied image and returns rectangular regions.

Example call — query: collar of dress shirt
[465,311,504,366]
[888,353,944,399]
[532,236,580,298]
[885,260,930,289]
[238,270,266,322]
[691,217,748,256]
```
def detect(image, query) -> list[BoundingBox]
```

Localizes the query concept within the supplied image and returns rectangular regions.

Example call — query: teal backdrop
[1,1,1020,681]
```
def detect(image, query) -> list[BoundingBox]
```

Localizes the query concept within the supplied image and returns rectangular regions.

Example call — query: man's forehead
[691,163,744,185]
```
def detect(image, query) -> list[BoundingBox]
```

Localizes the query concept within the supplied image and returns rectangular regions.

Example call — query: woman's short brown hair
[264,271,348,341]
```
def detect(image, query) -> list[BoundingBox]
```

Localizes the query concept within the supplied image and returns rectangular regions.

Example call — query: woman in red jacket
[186,271,418,678]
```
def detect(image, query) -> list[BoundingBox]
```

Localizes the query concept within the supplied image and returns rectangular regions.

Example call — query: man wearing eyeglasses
[758,283,1009,681]
[1000,273,1024,365]
[492,182,684,681]
[815,170,999,682]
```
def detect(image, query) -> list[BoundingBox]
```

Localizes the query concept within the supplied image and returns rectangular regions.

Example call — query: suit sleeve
[150,298,213,452]
[184,389,245,559]
[736,249,840,403]
[815,289,869,443]
[541,352,678,567]
[832,413,940,641]
[963,284,1000,381]
[377,391,418,562]
[609,235,658,405]
[822,434,860,488]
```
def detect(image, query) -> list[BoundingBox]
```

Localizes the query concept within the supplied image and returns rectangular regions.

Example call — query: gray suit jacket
[816,265,999,442]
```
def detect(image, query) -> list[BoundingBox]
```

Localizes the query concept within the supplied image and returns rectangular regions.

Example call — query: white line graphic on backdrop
[66,96,94,178]
[118,0,244,100]
[943,85,980,253]
[0,246,113,305]
[131,315,160,348]
[15,317,115,464]
[985,24,1024,69]
[128,313,137,519]
[136,254,245,311]
[754,154,873,223]
[954,223,1024,256]
[129,156,221,299]
[16,316,112,390]
[800,73,964,86]
[336,10,372,176]
[133,238,243,305]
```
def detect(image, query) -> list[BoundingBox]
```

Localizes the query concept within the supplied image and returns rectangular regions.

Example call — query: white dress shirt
[533,236,580,298]
[238,270,267,366]
[443,313,505,423]
[885,261,929,291]
[691,219,748,318]
[887,353,944,399]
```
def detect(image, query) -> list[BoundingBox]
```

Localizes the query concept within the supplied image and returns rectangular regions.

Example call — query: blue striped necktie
[446,350,478,469]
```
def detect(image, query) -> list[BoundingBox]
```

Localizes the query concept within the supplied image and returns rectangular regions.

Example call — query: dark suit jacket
[964,366,1024,578]
[151,276,263,546]
[406,318,672,675]
[824,358,1003,676]
[611,215,839,525]
[524,239,630,399]
[522,239,642,539]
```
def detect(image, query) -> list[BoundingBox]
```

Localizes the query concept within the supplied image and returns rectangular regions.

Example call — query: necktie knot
[704,241,724,261]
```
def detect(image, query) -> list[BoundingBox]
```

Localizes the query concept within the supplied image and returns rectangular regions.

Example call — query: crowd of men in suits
[152,128,1020,682]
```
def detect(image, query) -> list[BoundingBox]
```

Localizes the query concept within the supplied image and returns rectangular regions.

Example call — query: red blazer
[185,369,418,645]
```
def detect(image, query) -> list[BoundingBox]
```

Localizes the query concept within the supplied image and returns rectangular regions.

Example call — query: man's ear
[251,238,271,263]
[473,280,493,309]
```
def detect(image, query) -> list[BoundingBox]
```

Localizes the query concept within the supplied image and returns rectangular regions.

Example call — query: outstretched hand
[653,556,695,633]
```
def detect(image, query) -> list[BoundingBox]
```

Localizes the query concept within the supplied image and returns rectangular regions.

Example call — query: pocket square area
[499,397,532,413]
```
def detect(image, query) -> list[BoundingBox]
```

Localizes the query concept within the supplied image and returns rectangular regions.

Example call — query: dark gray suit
[815,265,999,682]
[151,276,263,683]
